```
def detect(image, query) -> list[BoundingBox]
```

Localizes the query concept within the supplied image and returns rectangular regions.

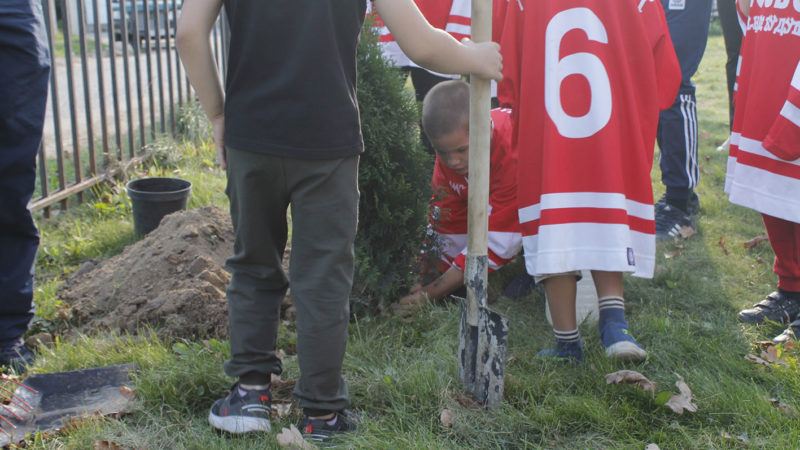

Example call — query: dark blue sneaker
[0,343,35,374]
[208,383,271,433]
[600,322,647,361]
[301,411,357,446]
[537,340,584,363]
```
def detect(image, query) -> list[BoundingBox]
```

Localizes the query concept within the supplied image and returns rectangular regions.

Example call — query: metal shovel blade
[457,296,509,407]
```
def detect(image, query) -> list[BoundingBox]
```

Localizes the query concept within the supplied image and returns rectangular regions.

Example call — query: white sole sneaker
[605,341,648,361]
[208,411,271,434]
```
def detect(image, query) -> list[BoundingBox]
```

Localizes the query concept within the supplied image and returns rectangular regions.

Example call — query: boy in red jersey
[729,0,800,343]
[499,0,680,362]
[391,80,521,316]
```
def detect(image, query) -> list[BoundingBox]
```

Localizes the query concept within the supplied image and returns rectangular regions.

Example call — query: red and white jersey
[430,108,522,272]
[726,1,800,223]
[499,0,680,278]
[366,0,470,78]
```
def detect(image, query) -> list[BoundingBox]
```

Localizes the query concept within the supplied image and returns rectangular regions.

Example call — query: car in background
[112,0,182,45]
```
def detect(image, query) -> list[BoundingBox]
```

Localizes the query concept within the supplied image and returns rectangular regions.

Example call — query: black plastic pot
[126,177,192,235]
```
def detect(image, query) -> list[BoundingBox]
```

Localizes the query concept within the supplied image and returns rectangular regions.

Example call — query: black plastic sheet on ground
[1,363,138,446]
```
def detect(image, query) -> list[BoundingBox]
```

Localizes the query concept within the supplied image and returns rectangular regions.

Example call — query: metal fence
[32,0,228,216]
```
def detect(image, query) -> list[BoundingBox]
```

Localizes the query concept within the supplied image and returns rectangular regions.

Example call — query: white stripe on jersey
[779,101,800,129]
[739,136,800,166]
[791,60,800,91]
[522,223,655,278]
[518,192,653,224]
[445,23,471,36]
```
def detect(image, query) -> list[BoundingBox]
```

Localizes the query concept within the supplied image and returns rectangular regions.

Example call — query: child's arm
[374,0,502,80]
[176,0,226,167]
[391,267,464,316]
[738,0,750,16]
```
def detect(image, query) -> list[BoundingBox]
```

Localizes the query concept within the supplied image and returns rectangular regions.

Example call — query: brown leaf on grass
[276,424,316,449]
[604,370,656,394]
[679,226,696,239]
[440,409,455,427]
[119,386,137,401]
[721,431,749,444]
[755,343,788,366]
[663,374,697,414]
[718,236,728,255]
[271,403,293,418]
[93,441,123,450]
[745,354,771,366]
[767,397,799,419]
[450,390,481,409]
[744,233,769,250]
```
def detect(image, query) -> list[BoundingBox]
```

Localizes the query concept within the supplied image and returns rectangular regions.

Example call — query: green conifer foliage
[352,22,433,314]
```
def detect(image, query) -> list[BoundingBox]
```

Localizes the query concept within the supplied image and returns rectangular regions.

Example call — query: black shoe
[208,382,271,433]
[655,201,695,242]
[301,411,357,445]
[0,343,35,374]
[738,291,800,325]
[773,319,800,345]
[655,192,700,216]
[687,191,700,216]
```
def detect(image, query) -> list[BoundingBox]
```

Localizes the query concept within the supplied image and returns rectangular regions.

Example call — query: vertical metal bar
[105,0,123,160]
[61,0,82,206]
[153,0,166,134]
[164,0,175,135]
[76,0,97,180]
[92,0,110,169]
[130,0,146,153]
[143,0,156,140]
[119,0,136,158]
[43,0,66,210]
[173,0,182,107]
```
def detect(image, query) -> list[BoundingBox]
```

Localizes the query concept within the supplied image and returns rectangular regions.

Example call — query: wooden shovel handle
[465,0,492,327]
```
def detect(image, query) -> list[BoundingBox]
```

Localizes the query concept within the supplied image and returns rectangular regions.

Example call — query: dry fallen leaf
[721,431,749,444]
[276,424,316,449]
[718,236,728,255]
[451,389,481,409]
[743,233,769,250]
[119,386,137,401]
[663,374,697,414]
[93,441,123,450]
[745,354,770,366]
[604,370,656,394]
[679,226,696,239]
[271,403,293,418]
[767,397,798,419]
[440,409,455,427]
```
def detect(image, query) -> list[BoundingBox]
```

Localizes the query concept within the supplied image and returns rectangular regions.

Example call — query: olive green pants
[223,147,359,412]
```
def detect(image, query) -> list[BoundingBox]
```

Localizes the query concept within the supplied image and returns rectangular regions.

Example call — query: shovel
[457,0,508,408]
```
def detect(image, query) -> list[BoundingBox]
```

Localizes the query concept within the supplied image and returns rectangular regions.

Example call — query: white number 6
[544,8,612,139]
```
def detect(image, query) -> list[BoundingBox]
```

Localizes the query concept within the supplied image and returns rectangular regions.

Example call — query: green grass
[18,33,800,448]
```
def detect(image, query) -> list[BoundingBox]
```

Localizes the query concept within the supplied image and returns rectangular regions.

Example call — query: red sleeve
[497,0,523,112]
[430,157,468,236]
[641,0,681,111]
[763,59,800,161]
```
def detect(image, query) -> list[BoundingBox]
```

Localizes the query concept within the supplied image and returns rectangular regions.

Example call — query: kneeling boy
[392,80,522,316]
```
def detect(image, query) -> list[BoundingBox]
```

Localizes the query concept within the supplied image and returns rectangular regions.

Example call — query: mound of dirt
[61,206,235,339]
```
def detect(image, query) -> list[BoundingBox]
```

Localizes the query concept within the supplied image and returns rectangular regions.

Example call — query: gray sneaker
[208,383,271,433]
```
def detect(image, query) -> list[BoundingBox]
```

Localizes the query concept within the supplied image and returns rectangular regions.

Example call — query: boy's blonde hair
[421,80,470,143]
